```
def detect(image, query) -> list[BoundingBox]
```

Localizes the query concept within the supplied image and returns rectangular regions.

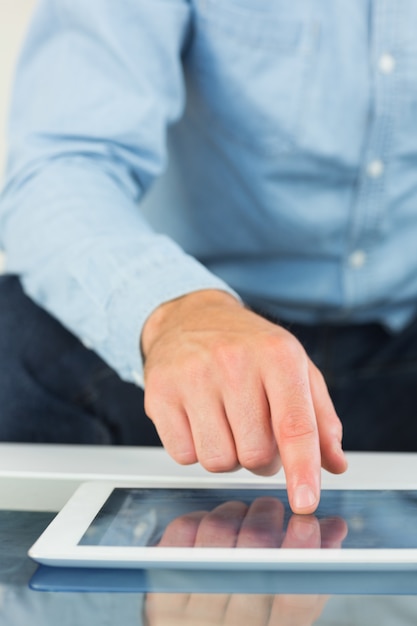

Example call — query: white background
[0,0,35,179]
[0,0,35,271]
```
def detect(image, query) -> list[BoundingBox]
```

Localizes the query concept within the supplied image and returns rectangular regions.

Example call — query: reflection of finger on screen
[186,592,231,624]
[195,501,248,548]
[237,497,285,548]
[281,515,321,549]
[224,593,274,626]
[271,594,329,626]
[157,511,206,547]
[145,591,191,623]
[318,516,348,549]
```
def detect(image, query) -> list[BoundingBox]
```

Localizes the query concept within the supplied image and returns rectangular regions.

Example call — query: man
[1,1,417,513]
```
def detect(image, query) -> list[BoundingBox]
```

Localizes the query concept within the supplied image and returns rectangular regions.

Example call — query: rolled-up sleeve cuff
[69,239,241,388]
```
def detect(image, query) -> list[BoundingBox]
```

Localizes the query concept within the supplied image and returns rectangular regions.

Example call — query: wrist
[141,289,242,359]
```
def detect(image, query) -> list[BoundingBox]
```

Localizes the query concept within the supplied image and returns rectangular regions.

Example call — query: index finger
[264,345,321,514]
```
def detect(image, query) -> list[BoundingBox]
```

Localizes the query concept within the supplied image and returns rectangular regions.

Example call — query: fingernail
[293,484,317,511]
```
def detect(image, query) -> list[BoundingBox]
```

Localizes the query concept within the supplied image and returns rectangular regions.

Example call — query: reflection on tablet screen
[78,489,417,551]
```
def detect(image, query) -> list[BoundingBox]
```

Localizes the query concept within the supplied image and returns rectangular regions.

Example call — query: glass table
[1,444,417,625]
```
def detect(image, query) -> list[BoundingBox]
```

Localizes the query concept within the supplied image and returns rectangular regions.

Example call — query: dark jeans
[0,275,160,446]
[1,274,417,451]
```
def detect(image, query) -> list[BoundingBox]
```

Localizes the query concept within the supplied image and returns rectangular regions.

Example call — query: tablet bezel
[28,479,417,571]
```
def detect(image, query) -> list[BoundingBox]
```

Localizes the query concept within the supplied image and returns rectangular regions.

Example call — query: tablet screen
[78,488,417,551]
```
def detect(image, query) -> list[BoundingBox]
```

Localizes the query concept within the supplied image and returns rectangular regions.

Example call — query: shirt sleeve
[0,0,238,386]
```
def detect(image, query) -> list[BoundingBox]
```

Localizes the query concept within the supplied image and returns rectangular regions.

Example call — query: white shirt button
[366,159,384,178]
[348,250,367,269]
[378,53,396,74]
[81,337,93,350]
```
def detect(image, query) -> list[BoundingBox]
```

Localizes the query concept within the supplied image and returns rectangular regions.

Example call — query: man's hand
[142,290,347,514]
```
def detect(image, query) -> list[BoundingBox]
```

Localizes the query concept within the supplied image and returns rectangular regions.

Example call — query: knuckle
[172,448,198,466]
[238,446,274,472]
[279,410,317,441]
[265,332,306,367]
[161,430,198,465]
[213,343,240,374]
[212,340,247,374]
[276,329,303,352]
[182,353,211,382]
[209,343,250,394]
[200,451,238,473]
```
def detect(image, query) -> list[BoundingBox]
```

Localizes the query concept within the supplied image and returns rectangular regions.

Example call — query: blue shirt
[1,0,417,385]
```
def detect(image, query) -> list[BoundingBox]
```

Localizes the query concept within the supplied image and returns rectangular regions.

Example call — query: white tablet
[28,480,417,571]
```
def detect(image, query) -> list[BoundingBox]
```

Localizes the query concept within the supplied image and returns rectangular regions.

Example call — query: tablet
[29,564,417,595]
[28,480,417,571]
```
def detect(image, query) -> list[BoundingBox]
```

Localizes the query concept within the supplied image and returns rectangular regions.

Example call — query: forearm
[0,0,238,383]
[1,157,235,384]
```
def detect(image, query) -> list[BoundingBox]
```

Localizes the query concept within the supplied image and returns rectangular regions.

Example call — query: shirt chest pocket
[186,0,320,155]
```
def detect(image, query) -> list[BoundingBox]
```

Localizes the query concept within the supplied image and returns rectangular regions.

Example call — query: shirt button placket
[345,6,398,312]
[366,159,385,179]
[378,52,396,75]
[348,250,367,270]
